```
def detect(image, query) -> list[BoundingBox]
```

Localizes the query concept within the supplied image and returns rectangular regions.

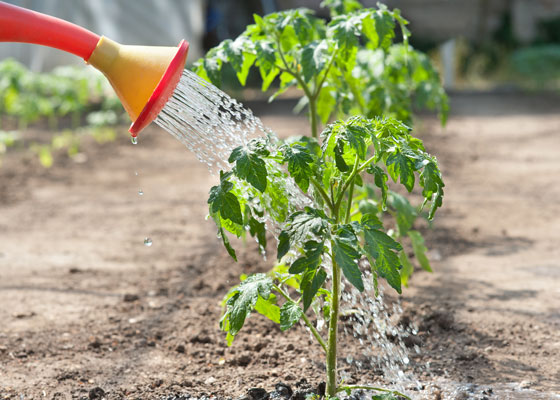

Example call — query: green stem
[312,50,338,101]
[309,96,319,140]
[273,284,327,353]
[336,385,411,400]
[344,179,355,224]
[357,154,377,173]
[326,243,341,397]
[334,156,360,215]
[310,176,335,212]
[274,35,318,139]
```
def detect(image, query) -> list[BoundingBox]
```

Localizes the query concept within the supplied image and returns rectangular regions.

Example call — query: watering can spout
[0,1,189,136]
[87,37,189,136]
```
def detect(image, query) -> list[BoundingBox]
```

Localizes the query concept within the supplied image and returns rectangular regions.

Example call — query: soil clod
[247,387,268,400]
[88,387,105,400]
[123,293,139,302]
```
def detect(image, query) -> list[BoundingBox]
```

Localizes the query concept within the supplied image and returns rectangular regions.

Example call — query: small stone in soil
[233,354,251,367]
[123,293,140,302]
[272,383,292,399]
[88,387,105,400]
[247,387,268,400]
[316,382,325,397]
[176,344,186,353]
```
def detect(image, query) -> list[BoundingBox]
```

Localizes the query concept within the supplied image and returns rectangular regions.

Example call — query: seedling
[198,1,446,398]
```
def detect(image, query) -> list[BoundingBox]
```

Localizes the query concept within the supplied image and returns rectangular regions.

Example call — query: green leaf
[255,40,279,91]
[292,11,314,42]
[301,268,327,311]
[358,199,379,216]
[371,9,396,50]
[202,57,222,86]
[229,141,269,193]
[388,191,417,236]
[386,149,415,192]
[223,274,273,336]
[317,86,336,124]
[321,0,362,16]
[280,208,330,250]
[219,227,237,261]
[420,161,443,198]
[420,160,445,220]
[333,225,364,292]
[399,250,414,287]
[255,295,281,323]
[328,14,362,51]
[289,241,323,274]
[237,52,256,86]
[408,230,432,272]
[255,40,276,75]
[361,213,383,230]
[280,301,303,331]
[366,165,388,209]
[372,393,400,400]
[341,122,369,159]
[281,143,314,192]
[301,40,329,83]
[208,176,243,226]
[249,217,267,250]
[363,227,402,293]
[277,231,290,260]
[334,141,349,172]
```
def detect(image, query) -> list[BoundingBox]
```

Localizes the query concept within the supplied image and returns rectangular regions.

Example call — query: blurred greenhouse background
[2,0,560,89]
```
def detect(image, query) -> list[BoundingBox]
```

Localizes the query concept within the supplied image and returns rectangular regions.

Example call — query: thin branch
[334,155,360,215]
[310,176,335,212]
[312,49,338,101]
[344,178,355,224]
[273,284,327,353]
[358,154,377,173]
[274,36,314,101]
[336,385,411,400]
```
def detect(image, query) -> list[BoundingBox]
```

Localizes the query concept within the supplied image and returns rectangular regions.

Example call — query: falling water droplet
[131,136,138,145]
[143,237,152,247]
[134,171,138,176]
[138,189,144,196]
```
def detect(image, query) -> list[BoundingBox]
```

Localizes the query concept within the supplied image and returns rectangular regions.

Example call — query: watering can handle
[0,1,100,61]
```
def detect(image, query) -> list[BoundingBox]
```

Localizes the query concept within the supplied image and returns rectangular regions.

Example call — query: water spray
[0,1,189,137]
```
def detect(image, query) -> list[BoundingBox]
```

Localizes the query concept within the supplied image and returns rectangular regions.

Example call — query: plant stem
[274,35,318,139]
[334,156,360,215]
[313,50,338,101]
[310,176,335,212]
[273,284,327,353]
[344,178,355,224]
[309,96,319,140]
[326,247,341,397]
[336,385,411,400]
[358,154,377,173]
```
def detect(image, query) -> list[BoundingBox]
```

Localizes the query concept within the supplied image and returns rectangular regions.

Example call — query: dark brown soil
[1,93,559,399]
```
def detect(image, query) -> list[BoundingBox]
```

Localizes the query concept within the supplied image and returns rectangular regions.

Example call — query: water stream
[155,70,262,173]
[153,70,557,400]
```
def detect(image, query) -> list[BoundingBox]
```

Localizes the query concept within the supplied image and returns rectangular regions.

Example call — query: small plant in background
[198,1,446,398]
[0,59,125,167]
[196,1,448,138]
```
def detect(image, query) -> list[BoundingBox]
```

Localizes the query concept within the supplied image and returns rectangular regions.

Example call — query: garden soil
[1,93,559,399]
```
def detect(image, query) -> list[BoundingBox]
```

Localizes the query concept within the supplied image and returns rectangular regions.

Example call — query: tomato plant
[197,1,446,398]
[195,1,447,138]
[0,59,121,130]
[0,59,124,167]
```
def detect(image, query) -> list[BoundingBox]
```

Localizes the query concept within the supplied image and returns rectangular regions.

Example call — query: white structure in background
[440,39,456,90]
[0,0,205,71]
